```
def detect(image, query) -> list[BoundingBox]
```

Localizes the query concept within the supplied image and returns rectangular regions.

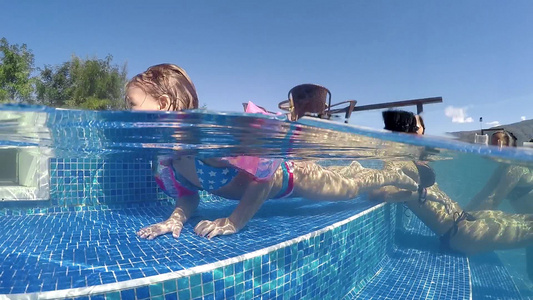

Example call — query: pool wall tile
[49,158,165,207]
[0,156,181,216]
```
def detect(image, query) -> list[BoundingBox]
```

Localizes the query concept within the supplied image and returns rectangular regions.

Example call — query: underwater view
[0,105,531,299]
[3,1,533,299]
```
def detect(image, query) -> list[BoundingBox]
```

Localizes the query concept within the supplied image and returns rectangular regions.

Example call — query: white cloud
[486,121,501,127]
[521,116,526,121]
[444,106,474,123]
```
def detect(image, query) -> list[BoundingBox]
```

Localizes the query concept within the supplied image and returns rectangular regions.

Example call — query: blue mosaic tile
[178,289,191,300]
[347,244,470,299]
[136,286,150,299]
[469,252,527,300]
[163,280,177,294]
[0,192,376,296]
[165,293,178,300]
[120,289,135,299]
[76,202,392,299]
[48,158,161,207]
[150,283,163,297]
[177,277,189,290]
[105,291,120,300]
[190,285,202,299]
[189,274,201,288]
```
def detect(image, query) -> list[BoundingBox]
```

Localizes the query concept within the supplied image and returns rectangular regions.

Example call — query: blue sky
[2,1,532,136]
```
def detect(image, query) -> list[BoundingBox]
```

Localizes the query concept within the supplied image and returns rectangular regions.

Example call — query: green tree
[36,55,127,110]
[35,63,72,107]
[0,38,35,103]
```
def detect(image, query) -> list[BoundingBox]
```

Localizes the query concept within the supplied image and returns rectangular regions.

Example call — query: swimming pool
[0,105,531,299]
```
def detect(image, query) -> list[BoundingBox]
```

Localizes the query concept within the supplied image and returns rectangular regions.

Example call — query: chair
[278,84,357,123]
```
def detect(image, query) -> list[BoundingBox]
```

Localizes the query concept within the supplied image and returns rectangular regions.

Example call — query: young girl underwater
[126,63,419,240]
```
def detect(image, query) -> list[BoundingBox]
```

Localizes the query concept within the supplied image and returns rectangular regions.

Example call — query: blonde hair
[126,64,198,111]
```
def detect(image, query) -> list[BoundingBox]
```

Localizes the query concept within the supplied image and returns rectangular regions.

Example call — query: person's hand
[194,218,238,239]
[394,170,419,192]
[137,218,184,240]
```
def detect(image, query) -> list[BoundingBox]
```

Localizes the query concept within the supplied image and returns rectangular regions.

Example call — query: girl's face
[125,85,162,111]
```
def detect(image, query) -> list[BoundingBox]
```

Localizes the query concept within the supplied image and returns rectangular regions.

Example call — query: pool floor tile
[0,196,374,295]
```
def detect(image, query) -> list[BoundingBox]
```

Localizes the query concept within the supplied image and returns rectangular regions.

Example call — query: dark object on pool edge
[382,110,420,134]
[278,83,357,123]
[414,161,436,205]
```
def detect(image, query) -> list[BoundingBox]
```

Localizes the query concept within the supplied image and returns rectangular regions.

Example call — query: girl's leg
[291,161,417,201]
[326,161,365,177]
[469,210,533,223]
[448,215,533,255]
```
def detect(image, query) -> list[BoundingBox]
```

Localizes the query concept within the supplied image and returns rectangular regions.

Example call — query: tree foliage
[36,55,127,110]
[0,38,36,103]
[0,37,128,110]
[36,63,72,107]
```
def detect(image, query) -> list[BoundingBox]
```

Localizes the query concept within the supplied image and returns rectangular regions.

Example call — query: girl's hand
[137,218,184,240]
[194,218,238,239]
[395,170,419,192]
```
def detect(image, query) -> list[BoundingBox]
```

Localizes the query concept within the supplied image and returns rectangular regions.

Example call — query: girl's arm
[195,179,275,239]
